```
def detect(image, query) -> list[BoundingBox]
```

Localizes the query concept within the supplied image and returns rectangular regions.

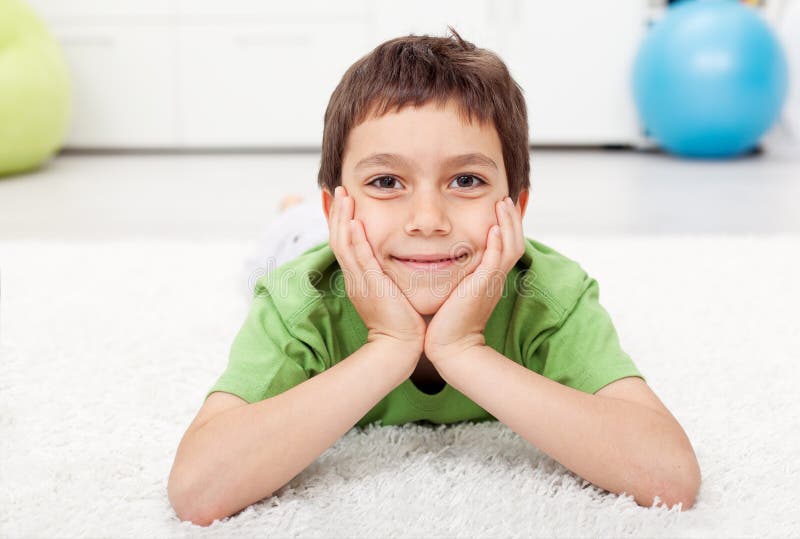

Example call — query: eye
[366,176,403,190]
[449,174,486,189]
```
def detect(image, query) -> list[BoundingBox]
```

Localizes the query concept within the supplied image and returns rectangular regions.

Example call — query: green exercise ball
[0,0,71,177]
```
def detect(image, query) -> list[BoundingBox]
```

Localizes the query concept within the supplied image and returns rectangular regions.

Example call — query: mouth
[390,252,469,270]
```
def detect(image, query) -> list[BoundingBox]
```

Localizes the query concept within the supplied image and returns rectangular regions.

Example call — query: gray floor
[1,147,799,241]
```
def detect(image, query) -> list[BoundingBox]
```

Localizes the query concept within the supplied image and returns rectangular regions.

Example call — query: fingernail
[505,197,514,207]
[492,225,501,236]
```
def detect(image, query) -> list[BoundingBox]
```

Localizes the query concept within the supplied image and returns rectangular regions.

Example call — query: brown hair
[316,26,530,202]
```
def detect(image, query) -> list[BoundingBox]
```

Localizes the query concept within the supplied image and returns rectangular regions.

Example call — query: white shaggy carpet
[1,235,799,538]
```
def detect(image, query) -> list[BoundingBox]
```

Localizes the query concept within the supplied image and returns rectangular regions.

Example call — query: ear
[516,189,530,219]
[321,188,334,223]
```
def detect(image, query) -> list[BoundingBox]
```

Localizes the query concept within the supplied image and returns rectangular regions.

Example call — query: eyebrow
[354,152,499,172]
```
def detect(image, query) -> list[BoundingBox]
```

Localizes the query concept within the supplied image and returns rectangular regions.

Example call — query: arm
[425,197,699,509]
[434,345,701,510]
[169,184,427,526]
[168,339,418,526]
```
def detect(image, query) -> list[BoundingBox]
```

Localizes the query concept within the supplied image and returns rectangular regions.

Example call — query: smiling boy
[168,28,701,526]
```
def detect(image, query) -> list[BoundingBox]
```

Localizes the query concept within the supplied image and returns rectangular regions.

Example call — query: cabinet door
[177,0,366,19]
[26,0,176,18]
[53,25,178,147]
[498,0,647,145]
[177,21,371,146]
[369,0,499,51]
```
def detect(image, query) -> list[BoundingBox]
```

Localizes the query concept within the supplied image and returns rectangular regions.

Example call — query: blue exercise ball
[632,0,789,158]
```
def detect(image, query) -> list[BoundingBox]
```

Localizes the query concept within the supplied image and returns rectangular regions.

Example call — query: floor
[1,145,799,241]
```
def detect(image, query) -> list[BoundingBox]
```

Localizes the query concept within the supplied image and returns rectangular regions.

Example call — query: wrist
[365,334,423,367]
[425,334,487,366]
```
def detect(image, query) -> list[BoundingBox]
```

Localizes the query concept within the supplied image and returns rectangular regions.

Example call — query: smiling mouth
[393,253,468,263]
[390,252,469,268]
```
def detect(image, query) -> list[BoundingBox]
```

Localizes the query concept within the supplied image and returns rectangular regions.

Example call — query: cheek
[354,207,389,253]
[458,214,498,269]
[468,212,499,246]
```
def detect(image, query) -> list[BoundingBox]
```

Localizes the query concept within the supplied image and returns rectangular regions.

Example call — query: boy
[168,28,701,526]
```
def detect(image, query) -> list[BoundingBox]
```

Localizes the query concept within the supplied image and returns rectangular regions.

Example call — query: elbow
[174,507,216,528]
[675,447,702,511]
[677,460,702,511]
[648,480,699,511]
[168,466,263,527]
[168,468,220,527]
[647,452,702,511]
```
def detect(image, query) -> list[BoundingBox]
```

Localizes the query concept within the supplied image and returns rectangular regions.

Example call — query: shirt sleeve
[205,291,322,404]
[530,277,646,394]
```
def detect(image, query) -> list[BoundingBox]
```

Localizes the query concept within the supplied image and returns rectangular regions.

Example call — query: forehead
[343,100,504,174]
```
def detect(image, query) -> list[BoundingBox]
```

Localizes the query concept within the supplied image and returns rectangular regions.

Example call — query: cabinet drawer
[177,0,368,20]
[177,22,370,146]
[370,0,497,52]
[53,25,178,147]
[501,0,646,144]
[26,0,176,19]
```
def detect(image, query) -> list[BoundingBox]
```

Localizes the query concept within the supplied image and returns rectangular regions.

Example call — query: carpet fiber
[1,235,798,537]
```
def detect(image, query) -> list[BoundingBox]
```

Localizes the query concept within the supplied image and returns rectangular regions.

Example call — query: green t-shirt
[206,237,645,428]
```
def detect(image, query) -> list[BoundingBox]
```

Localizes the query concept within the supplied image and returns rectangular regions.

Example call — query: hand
[424,196,526,368]
[328,185,427,356]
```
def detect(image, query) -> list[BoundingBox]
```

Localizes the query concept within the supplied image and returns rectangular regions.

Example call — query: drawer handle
[59,34,116,47]
[233,33,310,48]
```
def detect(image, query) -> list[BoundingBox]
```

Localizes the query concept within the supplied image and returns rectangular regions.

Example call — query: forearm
[172,340,417,525]
[435,346,699,509]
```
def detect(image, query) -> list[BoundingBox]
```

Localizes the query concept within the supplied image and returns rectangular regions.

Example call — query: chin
[407,292,448,316]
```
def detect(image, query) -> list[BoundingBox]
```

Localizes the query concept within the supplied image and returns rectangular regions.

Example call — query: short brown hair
[317,26,530,202]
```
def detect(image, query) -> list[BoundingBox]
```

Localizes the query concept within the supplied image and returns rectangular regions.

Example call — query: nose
[403,191,451,236]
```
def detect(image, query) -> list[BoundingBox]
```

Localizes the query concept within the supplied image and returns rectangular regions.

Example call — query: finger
[339,194,357,267]
[339,191,365,294]
[350,218,382,273]
[508,196,525,255]
[477,221,503,273]
[336,188,353,264]
[335,190,355,276]
[330,187,351,270]
[496,198,515,269]
[329,186,340,249]
[472,224,504,297]
[500,197,523,266]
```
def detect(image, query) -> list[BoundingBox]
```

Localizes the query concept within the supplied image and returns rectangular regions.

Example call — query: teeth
[404,254,464,263]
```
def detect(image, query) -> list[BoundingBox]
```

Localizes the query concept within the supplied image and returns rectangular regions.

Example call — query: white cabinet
[368,0,499,51]
[499,0,648,145]
[176,0,367,19]
[177,22,371,147]
[28,0,651,148]
[51,24,179,147]
[27,0,176,18]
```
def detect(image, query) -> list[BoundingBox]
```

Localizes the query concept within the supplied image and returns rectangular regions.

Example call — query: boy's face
[322,99,529,316]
